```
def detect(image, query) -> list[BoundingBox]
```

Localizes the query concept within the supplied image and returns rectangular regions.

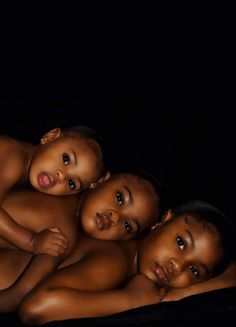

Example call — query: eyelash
[124,221,132,233]
[116,191,124,206]
[189,265,200,278]
[177,237,200,278]
[68,179,76,190]
[177,236,185,250]
[63,153,70,165]
[62,154,76,190]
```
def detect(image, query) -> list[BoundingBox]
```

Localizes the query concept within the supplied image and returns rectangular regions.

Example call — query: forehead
[111,174,154,193]
[173,214,221,241]
[56,137,100,158]
[59,136,92,148]
[111,174,159,210]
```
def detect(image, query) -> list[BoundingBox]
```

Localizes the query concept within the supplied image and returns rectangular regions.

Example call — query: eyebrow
[71,150,78,165]
[133,219,141,234]
[184,217,211,276]
[185,228,195,249]
[124,185,134,204]
[123,186,140,234]
[71,150,83,190]
[201,263,210,276]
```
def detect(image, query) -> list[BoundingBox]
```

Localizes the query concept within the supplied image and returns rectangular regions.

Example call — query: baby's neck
[75,194,83,223]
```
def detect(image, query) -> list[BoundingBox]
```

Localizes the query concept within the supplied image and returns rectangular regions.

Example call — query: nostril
[108,210,117,226]
[56,171,61,181]
[169,259,177,274]
[56,170,64,183]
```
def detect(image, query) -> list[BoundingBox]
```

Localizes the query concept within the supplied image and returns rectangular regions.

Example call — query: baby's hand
[125,274,167,308]
[30,227,68,256]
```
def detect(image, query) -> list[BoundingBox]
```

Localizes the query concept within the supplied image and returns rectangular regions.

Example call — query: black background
[0,96,235,231]
[0,9,235,327]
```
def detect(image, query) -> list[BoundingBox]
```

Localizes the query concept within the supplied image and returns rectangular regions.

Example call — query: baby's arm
[0,253,67,312]
[18,262,165,325]
[162,260,236,302]
[18,259,236,325]
[0,150,68,255]
[0,207,68,255]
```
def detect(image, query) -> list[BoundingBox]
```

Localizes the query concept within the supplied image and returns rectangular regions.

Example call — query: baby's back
[0,135,34,195]
[0,189,79,250]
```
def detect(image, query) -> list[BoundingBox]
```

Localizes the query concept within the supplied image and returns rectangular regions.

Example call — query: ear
[89,171,111,189]
[40,128,61,144]
[161,209,174,223]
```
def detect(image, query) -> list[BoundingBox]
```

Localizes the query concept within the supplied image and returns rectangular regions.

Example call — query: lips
[154,262,169,285]
[37,172,55,189]
[96,213,112,231]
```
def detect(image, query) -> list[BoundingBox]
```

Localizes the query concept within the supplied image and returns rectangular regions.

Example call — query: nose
[109,210,120,225]
[56,169,66,183]
[169,258,183,276]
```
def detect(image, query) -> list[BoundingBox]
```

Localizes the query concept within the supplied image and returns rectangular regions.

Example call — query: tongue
[42,174,50,186]
[38,172,54,188]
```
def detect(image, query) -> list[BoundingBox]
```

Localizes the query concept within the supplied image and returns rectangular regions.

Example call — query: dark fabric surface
[1,287,235,327]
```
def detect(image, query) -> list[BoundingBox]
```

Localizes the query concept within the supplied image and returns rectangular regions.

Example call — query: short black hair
[172,200,234,276]
[129,169,163,203]
[62,125,104,147]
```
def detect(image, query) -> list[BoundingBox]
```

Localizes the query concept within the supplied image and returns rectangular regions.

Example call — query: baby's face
[79,173,160,240]
[29,137,102,195]
[138,214,223,288]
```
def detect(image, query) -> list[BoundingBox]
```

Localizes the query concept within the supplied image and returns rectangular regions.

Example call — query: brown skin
[16,211,236,325]
[0,129,104,256]
[138,212,225,288]
[0,173,160,312]
[79,173,160,240]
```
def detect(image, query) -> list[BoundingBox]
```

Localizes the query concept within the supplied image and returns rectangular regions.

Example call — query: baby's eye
[116,191,124,206]
[63,153,70,165]
[68,179,76,190]
[177,237,185,250]
[124,221,132,234]
[190,265,200,278]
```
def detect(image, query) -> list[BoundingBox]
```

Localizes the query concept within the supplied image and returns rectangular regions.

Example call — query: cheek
[170,273,193,288]
[140,236,161,265]
[31,153,54,171]
[80,210,95,235]
[80,196,99,226]
[146,232,170,257]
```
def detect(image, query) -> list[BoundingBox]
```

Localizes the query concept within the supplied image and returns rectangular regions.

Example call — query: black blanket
[1,287,235,327]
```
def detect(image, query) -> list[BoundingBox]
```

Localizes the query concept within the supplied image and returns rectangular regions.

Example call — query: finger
[49,227,61,233]
[48,229,68,243]
[52,239,69,250]
[51,244,68,255]
[51,236,69,248]
[52,232,69,243]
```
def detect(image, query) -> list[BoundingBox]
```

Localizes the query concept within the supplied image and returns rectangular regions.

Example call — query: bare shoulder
[0,135,22,151]
[53,237,135,291]
[2,190,79,250]
[0,135,30,191]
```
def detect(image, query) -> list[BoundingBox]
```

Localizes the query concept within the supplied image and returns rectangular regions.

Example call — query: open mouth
[38,172,55,189]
